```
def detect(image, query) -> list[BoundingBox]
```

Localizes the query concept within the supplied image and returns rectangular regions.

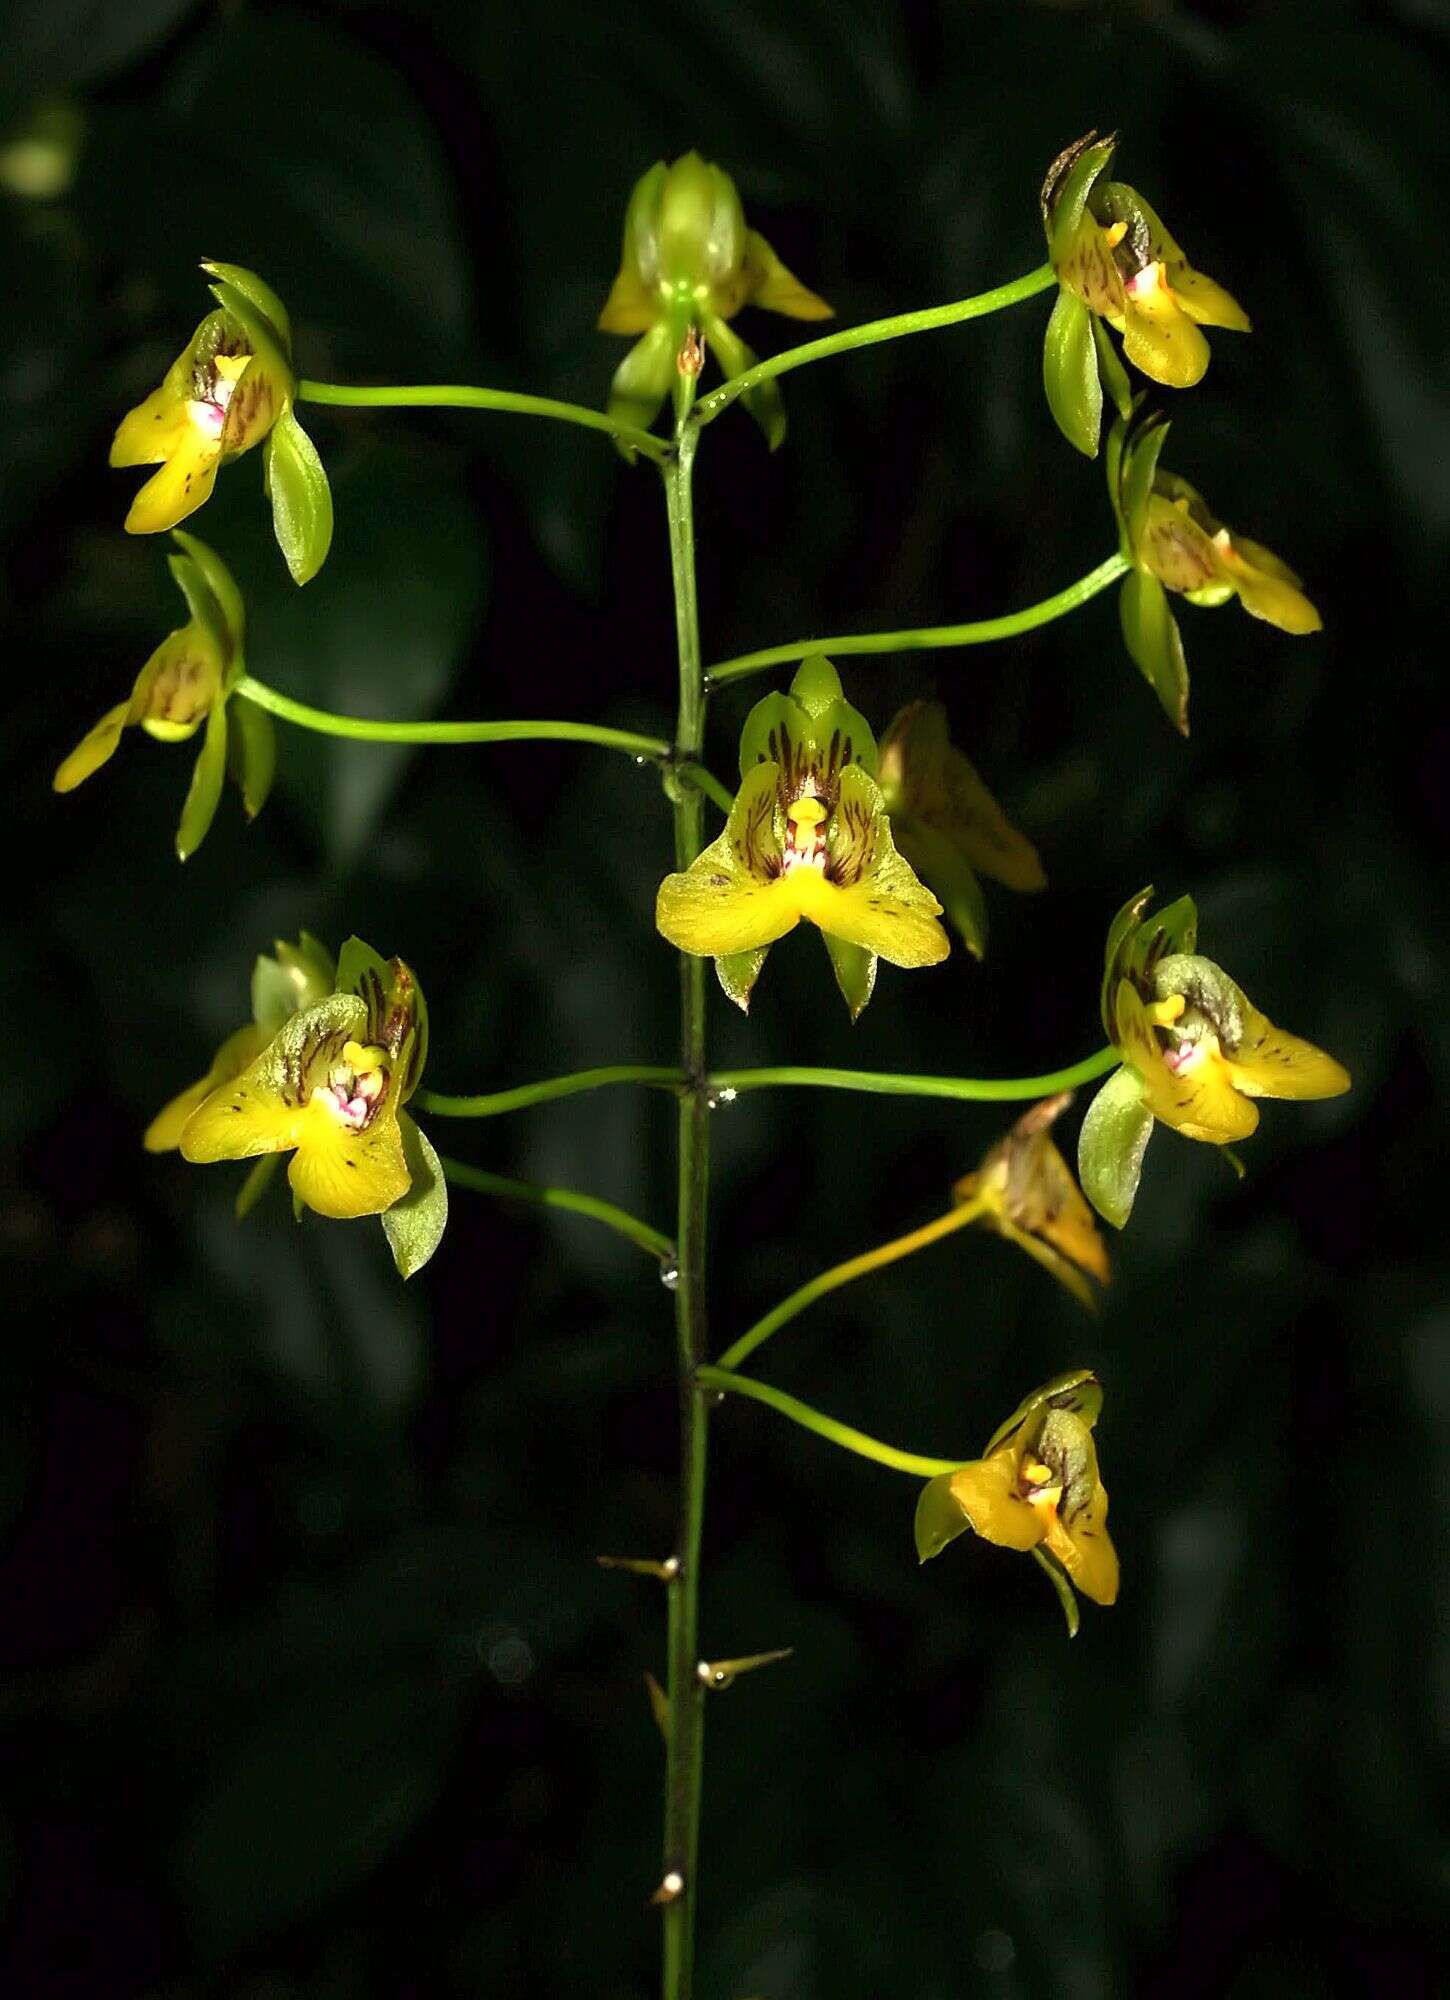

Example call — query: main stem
[662,417,709,2000]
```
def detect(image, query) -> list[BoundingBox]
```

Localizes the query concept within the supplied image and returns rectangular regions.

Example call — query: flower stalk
[661,415,710,2000]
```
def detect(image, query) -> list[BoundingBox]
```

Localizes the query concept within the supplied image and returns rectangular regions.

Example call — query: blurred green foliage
[3,1,1447,1994]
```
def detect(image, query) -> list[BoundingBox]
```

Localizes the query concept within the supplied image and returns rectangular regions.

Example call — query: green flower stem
[440,1157,674,1262]
[661,417,710,2000]
[296,377,671,463]
[232,675,671,763]
[715,1195,986,1374]
[418,1066,685,1121]
[692,261,1056,427]
[704,553,1130,688]
[697,1367,964,1480]
[711,1046,1120,1106]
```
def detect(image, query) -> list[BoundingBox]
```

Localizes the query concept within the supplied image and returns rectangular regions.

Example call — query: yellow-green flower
[656,656,948,1019]
[52,531,273,859]
[951,1094,1109,1311]
[170,936,448,1276]
[1040,131,1249,456]
[1079,888,1351,1227]
[112,261,332,584]
[877,700,1045,959]
[599,151,832,448]
[1108,405,1321,732]
[145,932,338,1218]
[915,1371,1118,1627]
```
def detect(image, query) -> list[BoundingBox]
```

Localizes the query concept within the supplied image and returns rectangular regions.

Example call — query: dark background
[4,1,1447,1994]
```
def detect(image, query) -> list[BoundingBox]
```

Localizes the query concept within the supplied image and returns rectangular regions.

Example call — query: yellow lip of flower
[112,286,293,536]
[952,1094,1110,1309]
[52,616,226,795]
[1112,951,1350,1146]
[916,1370,1119,1609]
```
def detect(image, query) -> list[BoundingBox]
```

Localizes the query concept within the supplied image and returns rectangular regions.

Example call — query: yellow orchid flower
[655,656,947,1018]
[1079,888,1351,1227]
[1040,132,1249,455]
[599,151,831,447]
[112,261,331,584]
[144,934,338,1215]
[173,937,448,1276]
[1107,406,1321,732]
[915,1371,1118,1628]
[877,700,1045,958]
[951,1094,1109,1311]
[52,531,273,859]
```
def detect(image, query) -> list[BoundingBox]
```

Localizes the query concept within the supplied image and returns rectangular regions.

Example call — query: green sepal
[1119,569,1190,734]
[983,1369,1102,1457]
[715,945,769,1013]
[915,1474,969,1564]
[788,655,877,772]
[706,313,784,452]
[1121,413,1172,551]
[1140,897,1198,971]
[227,696,275,820]
[381,1115,448,1279]
[1043,288,1102,458]
[1031,1547,1081,1637]
[1092,314,1133,421]
[1100,883,1155,1034]
[175,701,229,860]
[822,933,877,1022]
[606,323,673,446]
[251,933,336,1034]
[201,260,292,352]
[1041,131,1117,261]
[166,552,231,665]
[235,1152,281,1221]
[893,817,988,959]
[205,277,293,383]
[171,529,246,654]
[266,407,333,586]
[338,938,429,1101]
[1078,1064,1154,1229]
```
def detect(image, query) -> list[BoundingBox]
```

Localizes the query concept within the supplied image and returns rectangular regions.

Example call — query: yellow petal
[1041,1490,1119,1605]
[597,264,659,334]
[53,701,134,793]
[286,1098,411,1220]
[180,993,368,1164]
[740,229,833,321]
[1001,1127,1112,1288]
[1218,540,1322,634]
[1119,264,1211,388]
[656,764,800,958]
[144,1023,270,1153]
[110,373,192,468]
[994,1219,1100,1312]
[1225,1001,1350,1102]
[947,1449,1044,1553]
[1170,263,1251,331]
[1140,494,1220,595]
[123,428,221,535]
[1114,978,1259,1144]
[1058,217,1126,319]
[817,765,948,967]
